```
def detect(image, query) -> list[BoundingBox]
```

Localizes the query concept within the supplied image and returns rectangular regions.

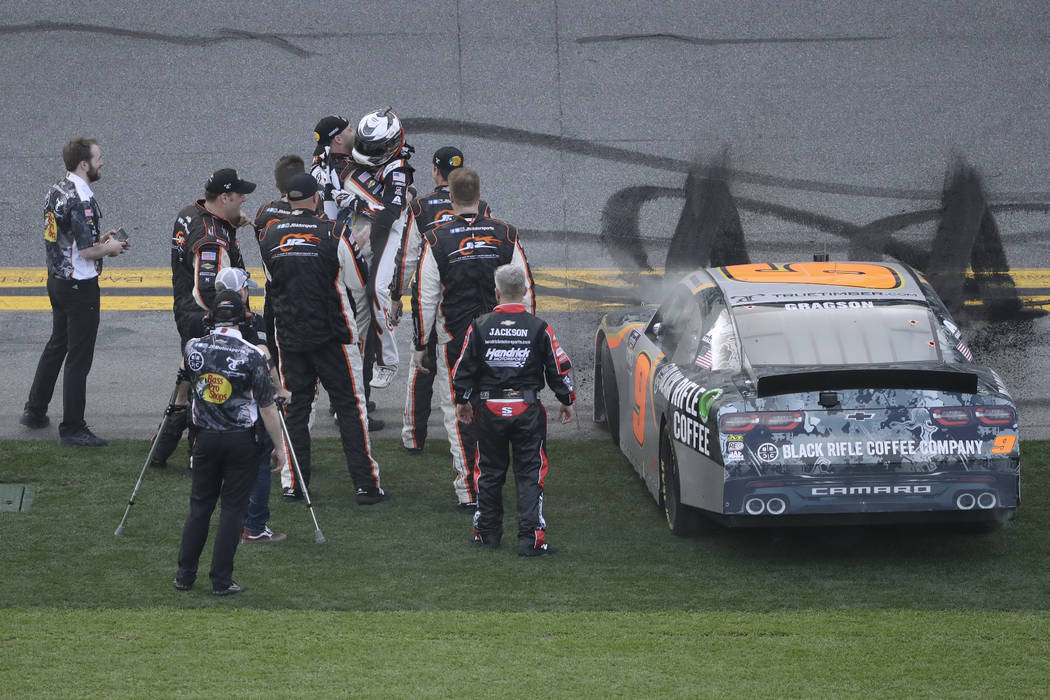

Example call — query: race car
[593,261,1019,535]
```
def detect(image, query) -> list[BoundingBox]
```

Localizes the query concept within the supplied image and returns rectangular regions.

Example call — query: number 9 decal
[720,262,903,290]
[632,353,653,445]
[990,434,1017,455]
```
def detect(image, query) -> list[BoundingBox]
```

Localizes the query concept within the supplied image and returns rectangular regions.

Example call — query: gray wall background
[2,2,1049,439]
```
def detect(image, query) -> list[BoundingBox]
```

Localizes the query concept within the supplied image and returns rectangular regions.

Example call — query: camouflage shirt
[183,326,274,431]
[44,174,102,280]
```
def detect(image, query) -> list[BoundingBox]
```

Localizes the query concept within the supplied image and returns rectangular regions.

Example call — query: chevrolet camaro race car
[593,262,1020,535]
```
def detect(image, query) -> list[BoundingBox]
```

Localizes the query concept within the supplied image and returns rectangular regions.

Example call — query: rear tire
[659,431,703,537]
[600,340,620,446]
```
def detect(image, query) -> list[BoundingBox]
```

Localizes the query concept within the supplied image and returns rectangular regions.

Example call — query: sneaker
[241,526,287,543]
[20,411,49,430]
[473,532,500,549]
[212,581,245,596]
[402,444,424,455]
[60,427,108,447]
[457,501,478,512]
[370,364,398,389]
[172,577,193,591]
[149,458,167,469]
[518,543,555,557]
[282,487,304,502]
[356,487,389,505]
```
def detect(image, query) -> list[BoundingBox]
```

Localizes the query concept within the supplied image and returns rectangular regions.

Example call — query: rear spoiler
[756,369,979,398]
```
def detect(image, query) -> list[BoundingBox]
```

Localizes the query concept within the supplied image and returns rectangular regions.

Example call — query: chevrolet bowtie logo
[846,411,874,421]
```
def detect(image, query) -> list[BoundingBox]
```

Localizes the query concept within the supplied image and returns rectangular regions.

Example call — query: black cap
[205,168,256,195]
[211,289,245,325]
[433,146,464,177]
[286,173,319,201]
[314,115,350,146]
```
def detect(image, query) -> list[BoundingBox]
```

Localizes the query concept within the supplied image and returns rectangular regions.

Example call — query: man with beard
[22,138,129,446]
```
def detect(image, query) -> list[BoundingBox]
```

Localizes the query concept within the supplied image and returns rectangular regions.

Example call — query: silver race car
[594,262,1019,535]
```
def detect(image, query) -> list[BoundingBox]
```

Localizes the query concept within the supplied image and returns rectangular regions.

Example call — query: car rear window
[733,303,939,366]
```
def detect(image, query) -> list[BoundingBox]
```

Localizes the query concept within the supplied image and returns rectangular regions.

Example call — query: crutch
[115,375,182,536]
[275,404,326,544]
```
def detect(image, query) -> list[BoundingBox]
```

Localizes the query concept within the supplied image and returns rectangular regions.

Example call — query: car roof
[688,262,931,308]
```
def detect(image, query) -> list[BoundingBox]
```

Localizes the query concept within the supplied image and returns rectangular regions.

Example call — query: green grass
[1,438,1049,697]
[2,610,1047,698]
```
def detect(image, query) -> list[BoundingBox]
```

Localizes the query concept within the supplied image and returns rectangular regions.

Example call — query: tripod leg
[115,377,182,536]
[276,409,326,544]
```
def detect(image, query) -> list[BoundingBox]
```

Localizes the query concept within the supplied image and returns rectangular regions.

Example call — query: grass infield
[1,438,1048,696]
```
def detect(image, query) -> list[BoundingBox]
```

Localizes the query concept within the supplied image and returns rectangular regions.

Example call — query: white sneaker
[370,364,398,389]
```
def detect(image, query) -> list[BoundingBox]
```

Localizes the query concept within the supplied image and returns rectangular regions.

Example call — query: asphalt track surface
[2,3,1050,442]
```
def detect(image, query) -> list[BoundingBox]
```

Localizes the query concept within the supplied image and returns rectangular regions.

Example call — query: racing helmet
[352,108,405,168]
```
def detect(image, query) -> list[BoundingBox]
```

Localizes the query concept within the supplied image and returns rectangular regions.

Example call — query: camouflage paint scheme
[594,262,1019,529]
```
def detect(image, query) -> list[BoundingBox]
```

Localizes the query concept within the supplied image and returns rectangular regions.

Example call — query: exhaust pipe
[766,497,787,515]
[744,497,766,515]
[955,492,976,510]
[976,492,997,510]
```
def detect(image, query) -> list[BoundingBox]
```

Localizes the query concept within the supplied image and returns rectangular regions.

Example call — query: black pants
[402,334,437,448]
[25,276,100,435]
[472,400,549,547]
[176,428,257,589]
[279,341,379,492]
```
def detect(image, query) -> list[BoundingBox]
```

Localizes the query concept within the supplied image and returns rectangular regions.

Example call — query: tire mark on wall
[0,21,379,58]
[407,120,1049,320]
[577,33,892,47]
[404,118,1050,202]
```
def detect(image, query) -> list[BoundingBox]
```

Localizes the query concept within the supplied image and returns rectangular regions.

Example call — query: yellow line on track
[1,268,1048,312]
[0,296,170,312]
[0,268,662,288]
[0,267,636,312]
[0,296,631,312]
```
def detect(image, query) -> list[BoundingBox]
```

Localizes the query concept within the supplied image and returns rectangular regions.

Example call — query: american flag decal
[695,346,713,369]
[957,341,973,361]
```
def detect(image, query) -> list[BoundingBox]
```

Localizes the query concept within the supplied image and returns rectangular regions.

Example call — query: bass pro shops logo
[198,373,233,404]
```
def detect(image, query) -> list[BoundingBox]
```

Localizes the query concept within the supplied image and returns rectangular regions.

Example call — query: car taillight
[931,406,972,426]
[975,405,1015,426]
[720,413,759,432]
[763,411,803,431]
